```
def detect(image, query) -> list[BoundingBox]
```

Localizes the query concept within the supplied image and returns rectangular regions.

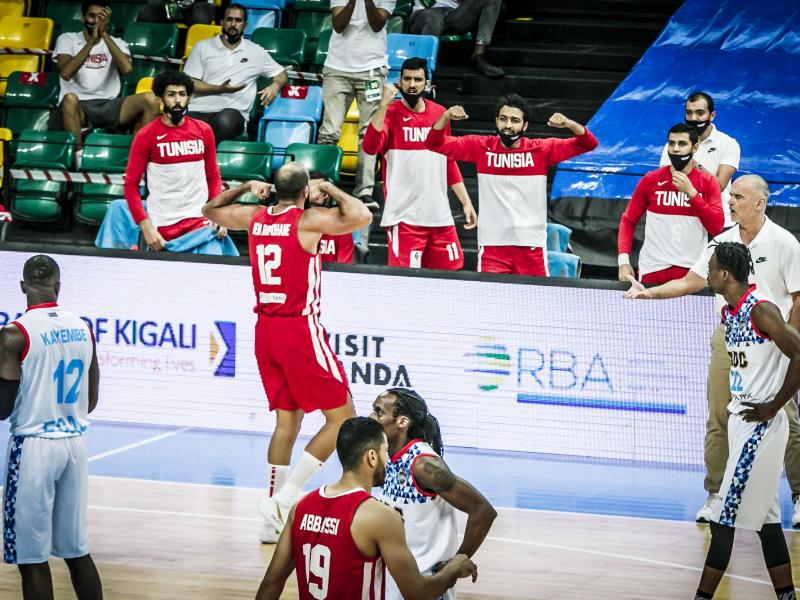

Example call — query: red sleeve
[691,175,724,236]
[424,128,483,163]
[124,126,150,224]
[203,124,222,201]
[362,121,388,156]
[618,175,651,255]
[443,121,463,185]
[543,128,599,166]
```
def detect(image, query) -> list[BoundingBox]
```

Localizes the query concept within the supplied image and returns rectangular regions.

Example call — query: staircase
[368,0,684,271]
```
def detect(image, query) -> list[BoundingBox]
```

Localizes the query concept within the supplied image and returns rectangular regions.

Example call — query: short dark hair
[152,70,194,98]
[495,93,530,123]
[388,388,444,457]
[274,162,309,199]
[686,91,715,113]
[82,1,110,14]
[337,417,386,472]
[714,242,753,284]
[400,57,429,80]
[23,255,59,286]
[225,3,248,21]
[668,122,699,145]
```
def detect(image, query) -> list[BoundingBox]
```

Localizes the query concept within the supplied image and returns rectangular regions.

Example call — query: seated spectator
[308,171,356,264]
[51,1,161,164]
[138,0,215,26]
[658,91,741,227]
[408,0,504,78]
[95,70,238,256]
[618,123,723,284]
[183,3,288,142]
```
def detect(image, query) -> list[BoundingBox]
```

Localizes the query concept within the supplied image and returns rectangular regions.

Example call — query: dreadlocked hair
[714,241,753,284]
[388,388,444,457]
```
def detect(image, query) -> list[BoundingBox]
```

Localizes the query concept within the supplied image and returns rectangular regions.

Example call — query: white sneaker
[696,493,721,523]
[258,497,286,544]
[792,498,800,529]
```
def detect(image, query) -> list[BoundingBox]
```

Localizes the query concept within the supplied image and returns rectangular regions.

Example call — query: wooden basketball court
[0,476,790,599]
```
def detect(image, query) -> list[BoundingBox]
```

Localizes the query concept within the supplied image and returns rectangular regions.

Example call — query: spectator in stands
[408,0,504,78]
[52,1,161,165]
[308,171,356,264]
[95,70,238,256]
[319,0,396,213]
[138,0,215,26]
[618,123,724,284]
[659,91,740,227]
[362,57,476,270]
[425,94,597,276]
[624,174,800,526]
[184,3,288,142]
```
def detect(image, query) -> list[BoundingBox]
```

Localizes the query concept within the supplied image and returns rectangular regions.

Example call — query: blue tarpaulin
[551,0,800,207]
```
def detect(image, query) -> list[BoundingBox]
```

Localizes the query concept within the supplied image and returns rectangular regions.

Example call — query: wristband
[618,253,631,267]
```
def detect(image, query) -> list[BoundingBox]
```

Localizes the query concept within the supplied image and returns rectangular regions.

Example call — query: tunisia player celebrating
[202,163,372,543]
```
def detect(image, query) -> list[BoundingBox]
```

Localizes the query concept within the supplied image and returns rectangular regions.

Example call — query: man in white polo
[659,91,741,227]
[624,174,800,526]
[183,3,288,141]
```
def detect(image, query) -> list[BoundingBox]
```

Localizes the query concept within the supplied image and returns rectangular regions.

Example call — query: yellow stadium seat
[0,16,53,96]
[183,24,221,59]
[0,127,11,187]
[136,76,154,94]
[338,121,359,176]
[0,0,25,19]
[345,99,359,123]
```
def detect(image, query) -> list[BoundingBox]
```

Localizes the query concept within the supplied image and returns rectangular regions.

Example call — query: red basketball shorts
[478,245,548,276]
[255,314,350,413]
[386,222,463,270]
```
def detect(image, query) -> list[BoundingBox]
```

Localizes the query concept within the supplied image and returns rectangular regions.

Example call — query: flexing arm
[425,107,481,163]
[364,0,391,32]
[298,182,372,237]
[624,270,707,300]
[741,302,800,422]
[0,324,24,420]
[363,84,396,154]
[202,181,270,231]
[255,506,296,599]
[331,0,357,33]
[543,113,599,164]
[413,456,496,558]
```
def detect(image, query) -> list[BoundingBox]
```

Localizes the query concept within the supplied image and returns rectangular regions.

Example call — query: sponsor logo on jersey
[402,126,431,143]
[252,222,291,237]
[156,139,205,158]
[484,151,534,169]
[654,190,691,208]
[756,256,767,263]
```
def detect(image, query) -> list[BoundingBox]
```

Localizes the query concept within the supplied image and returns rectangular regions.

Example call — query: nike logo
[657,180,668,186]
[403,116,412,122]
[156,134,167,140]
[756,256,767,263]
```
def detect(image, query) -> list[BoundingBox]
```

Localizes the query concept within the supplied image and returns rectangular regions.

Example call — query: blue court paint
[516,393,686,415]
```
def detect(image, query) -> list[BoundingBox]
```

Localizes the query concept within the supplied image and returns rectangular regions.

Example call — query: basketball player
[370,388,496,600]
[0,255,102,600]
[256,416,478,599]
[201,163,372,543]
[695,243,800,600]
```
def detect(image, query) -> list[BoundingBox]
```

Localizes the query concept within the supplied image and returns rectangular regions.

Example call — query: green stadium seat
[14,130,75,170]
[217,140,274,181]
[312,29,331,69]
[291,0,330,11]
[392,0,413,17]
[294,11,331,62]
[110,2,147,31]
[123,22,180,58]
[11,187,64,222]
[122,61,166,97]
[81,133,133,173]
[3,107,50,158]
[440,31,473,43]
[386,15,405,34]
[285,143,341,183]
[45,1,83,27]
[74,183,125,225]
[252,28,306,68]
[4,71,60,107]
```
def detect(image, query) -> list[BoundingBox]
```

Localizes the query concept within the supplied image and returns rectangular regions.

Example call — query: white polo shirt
[53,32,130,102]
[184,36,285,121]
[691,217,800,319]
[326,0,396,72]
[660,125,741,227]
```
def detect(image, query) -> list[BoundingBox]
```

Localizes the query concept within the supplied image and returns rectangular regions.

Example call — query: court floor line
[87,427,192,463]
[85,503,773,588]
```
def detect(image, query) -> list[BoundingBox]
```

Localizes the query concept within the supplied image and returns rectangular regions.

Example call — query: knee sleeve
[706,521,735,571]
[758,523,791,569]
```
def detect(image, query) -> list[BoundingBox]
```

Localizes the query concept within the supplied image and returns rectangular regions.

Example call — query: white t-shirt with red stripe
[424,129,599,247]
[53,32,130,102]
[618,166,723,277]
[363,99,463,228]
[124,117,221,228]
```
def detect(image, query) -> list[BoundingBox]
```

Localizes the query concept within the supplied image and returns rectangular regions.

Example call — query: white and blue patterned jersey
[723,286,790,415]
[380,439,459,572]
[9,303,93,438]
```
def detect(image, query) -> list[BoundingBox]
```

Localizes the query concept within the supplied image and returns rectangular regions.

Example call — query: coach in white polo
[659,91,741,226]
[624,174,800,525]
[183,3,287,142]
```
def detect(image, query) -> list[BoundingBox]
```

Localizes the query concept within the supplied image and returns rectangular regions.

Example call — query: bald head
[735,174,770,204]
[274,161,310,202]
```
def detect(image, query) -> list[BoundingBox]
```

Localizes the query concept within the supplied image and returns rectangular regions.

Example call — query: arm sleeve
[424,128,482,163]
[203,126,222,201]
[617,177,650,255]
[362,121,388,156]
[124,129,150,224]
[719,137,741,169]
[183,45,203,79]
[260,48,285,78]
[543,128,599,165]
[691,177,724,236]
[659,143,669,167]
[444,121,463,185]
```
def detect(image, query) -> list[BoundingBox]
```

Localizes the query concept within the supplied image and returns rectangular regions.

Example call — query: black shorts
[50,97,125,132]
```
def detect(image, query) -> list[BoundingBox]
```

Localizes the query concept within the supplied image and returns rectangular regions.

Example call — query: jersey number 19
[302,542,331,599]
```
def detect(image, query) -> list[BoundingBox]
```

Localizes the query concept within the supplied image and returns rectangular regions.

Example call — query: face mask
[166,104,187,126]
[686,119,710,135]
[400,90,423,109]
[497,127,521,148]
[668,151,693,171]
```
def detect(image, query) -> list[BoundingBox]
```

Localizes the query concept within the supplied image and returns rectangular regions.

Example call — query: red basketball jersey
[291,487,385,600]
[249,205,321,317]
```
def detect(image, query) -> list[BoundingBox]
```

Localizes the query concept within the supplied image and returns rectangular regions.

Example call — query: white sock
[267,463,289,498]
[273,451,323,511]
